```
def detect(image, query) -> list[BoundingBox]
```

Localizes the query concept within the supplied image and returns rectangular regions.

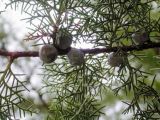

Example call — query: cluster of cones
[39,28,84,66]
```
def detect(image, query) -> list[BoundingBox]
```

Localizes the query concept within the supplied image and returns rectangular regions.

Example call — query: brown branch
[0,42,160,59]
[81,42,160,54]
[0,50,38,59]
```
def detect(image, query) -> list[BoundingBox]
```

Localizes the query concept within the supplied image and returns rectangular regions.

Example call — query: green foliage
[0,0,160,120]
[0,60,34,119]
[43,55,106,119]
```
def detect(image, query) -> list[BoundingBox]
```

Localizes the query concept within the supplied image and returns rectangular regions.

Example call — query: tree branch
[82,42,160,54]
[0,42,160,59]
[0,50,38,59]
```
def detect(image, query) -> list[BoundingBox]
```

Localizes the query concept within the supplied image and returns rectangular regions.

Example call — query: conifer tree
[0,0,160,119]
